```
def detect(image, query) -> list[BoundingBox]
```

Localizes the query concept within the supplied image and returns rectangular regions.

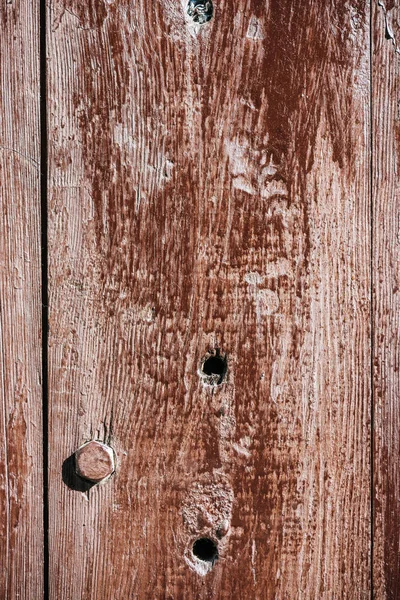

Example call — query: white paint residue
[225,136,289,200]
[261,179,289,199]
[261,158,278,177]
[225,138,250,177]
[245,275,280,319]
[184,556,212,576]
[378,1,400,54]
[164,159,175,180]
[245,271,264,285]
[120,304,155,326]
[232,441,252,458]
[265,258,291,278]
[247,16,265,40]
[251,539,257,584]
[246,259,291,283]
[233,176,257,195]
[257,289,280,316]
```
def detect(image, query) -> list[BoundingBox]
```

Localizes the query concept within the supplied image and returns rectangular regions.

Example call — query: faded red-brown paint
[0,0,43,597]
[47,1,371,598]
[3,0,400,597]
[373,2,400,599]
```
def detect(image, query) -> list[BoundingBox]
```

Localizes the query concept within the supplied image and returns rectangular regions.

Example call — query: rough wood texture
[373,1,400,597]
[0,0,43,597]
[48,1,371,598]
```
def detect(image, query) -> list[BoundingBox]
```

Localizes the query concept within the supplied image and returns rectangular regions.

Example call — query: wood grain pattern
[48,1,371,598]
[0,0,43,597]
[373,1,400,597]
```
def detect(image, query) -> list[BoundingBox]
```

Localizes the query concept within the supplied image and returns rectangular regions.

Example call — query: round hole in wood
[192,537,219,564]
[201,352,227,385]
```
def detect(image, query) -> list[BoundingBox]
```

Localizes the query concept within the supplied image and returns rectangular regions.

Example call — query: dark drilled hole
[202,353,227,385]
[187,0,213,24]
[192,538,219,564]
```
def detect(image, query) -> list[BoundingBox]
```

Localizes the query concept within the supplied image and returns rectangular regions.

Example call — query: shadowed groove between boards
[40,0,49,596]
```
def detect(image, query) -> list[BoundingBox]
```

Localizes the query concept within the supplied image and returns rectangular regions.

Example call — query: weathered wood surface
[47,1,371,598]
[373,1,400,598]
[0,0,43,597]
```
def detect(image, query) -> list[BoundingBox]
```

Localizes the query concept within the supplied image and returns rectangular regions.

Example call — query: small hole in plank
[201,351,227,385]
[187,0,213,24]
[192,537,219,564]
[203,355,226,377]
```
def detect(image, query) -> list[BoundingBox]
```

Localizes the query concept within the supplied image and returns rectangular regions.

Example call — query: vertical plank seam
[370,0,374,598]
[40,0,49,596]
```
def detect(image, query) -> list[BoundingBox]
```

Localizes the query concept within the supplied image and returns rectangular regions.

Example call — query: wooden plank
[373,1,400,597]
[0,0,43,597]
[47,1,371,597]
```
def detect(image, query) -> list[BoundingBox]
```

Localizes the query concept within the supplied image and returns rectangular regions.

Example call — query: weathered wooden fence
[0,1,399,598]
